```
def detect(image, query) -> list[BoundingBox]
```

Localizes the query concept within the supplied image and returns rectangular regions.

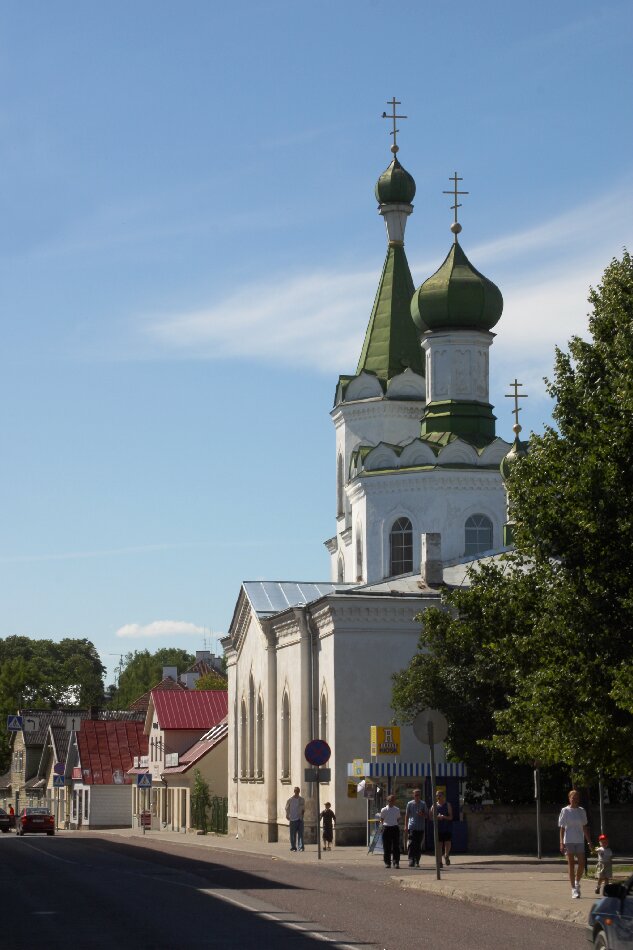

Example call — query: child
[320,803,336,851]
[595,833,613,895]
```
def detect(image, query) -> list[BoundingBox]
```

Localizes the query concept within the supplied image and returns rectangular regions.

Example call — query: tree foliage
[0,636,105,773]
[111,647,195,708]
[195,672,227,691]
[393,251,633,788]
[190,769,211,832]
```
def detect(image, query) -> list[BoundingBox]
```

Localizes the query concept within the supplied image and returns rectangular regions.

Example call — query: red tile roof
[151,689,228,730]
[128,676,187,712]
[76,721,148,785]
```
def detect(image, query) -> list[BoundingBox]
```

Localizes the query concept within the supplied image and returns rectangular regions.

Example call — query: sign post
[304,740,331,861]
[413,708,448,881]
[136,773,152,833]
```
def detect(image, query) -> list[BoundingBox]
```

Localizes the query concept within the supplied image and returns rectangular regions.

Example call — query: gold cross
[505,379,527,434]
[382,97,407,154]
[443,172,469,240]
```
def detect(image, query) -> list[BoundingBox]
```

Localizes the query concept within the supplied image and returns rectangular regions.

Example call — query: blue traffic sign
[305,739,331,767]
[53,775,65,788]
[6,715,23,731]
[136,773,152,789]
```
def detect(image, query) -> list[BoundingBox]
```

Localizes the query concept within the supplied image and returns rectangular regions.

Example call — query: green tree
[195,671,227,691]
[190,769,211,832]
[393,251,633,787]
[112,647,195,708]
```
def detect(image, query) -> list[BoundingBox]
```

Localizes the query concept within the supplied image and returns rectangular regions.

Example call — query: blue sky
[0,1,631,687]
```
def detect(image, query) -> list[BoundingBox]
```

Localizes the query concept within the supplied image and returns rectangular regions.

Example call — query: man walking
[404,788,427,867]
[379,794,401,869]
[285,787,305,852]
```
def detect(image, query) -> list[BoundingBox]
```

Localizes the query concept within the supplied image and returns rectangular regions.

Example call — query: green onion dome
[375,157,416,205]
[411,241,503,332]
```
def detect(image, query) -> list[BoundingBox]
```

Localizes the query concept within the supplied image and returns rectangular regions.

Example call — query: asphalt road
[1,833,583,949]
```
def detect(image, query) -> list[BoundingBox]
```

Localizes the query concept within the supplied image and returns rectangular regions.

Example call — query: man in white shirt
[285,787,305,852]
[380,794,401,869]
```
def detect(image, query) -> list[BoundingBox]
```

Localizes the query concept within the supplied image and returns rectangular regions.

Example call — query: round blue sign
[305,739,331,766]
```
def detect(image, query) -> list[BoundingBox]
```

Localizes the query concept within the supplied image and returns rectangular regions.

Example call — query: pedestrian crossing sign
[6,715,23,731]
[137,773,152,788]
[53,775,65,787]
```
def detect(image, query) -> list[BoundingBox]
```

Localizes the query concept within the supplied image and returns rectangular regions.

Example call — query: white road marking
[19,841,77,864]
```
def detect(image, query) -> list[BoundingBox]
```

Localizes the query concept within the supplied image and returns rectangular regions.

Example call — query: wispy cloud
[116,620,204,639]
[142,180,632,380]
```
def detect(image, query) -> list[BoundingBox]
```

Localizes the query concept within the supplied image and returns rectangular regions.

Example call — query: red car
[17,807,55,836]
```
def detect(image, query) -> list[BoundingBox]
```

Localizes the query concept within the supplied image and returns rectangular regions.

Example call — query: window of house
[256,695,264,779]
[355,529,363,582]
[281,692,290,780]
[337,556,344,583]
[390,517,413,575]
[465,514,493,556]
[248,675,255,779]
[337,453,344,517]
[320,692,328,743]
[240,700,247,778]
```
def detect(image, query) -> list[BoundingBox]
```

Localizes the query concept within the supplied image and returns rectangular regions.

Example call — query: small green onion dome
[411,241,503,332]
[375,157,416,205]
[500,434,529,482]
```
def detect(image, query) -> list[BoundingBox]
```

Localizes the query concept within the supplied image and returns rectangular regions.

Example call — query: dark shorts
[438,830,452,842]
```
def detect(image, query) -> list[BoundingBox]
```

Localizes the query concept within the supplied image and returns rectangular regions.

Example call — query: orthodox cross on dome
[382,97,407,155]
[505,378,527,436]
[443,172,469,242]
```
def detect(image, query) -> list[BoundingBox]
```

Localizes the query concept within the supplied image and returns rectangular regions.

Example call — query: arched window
[320,691,328,743]
[390,517,413,576]
[248,675,255,778]
[465,514,493,556]
[256,695,264,779]
[281,692,291,780]
[336,453,344,518]
[355,528,363,582]
[337,555,344,583]
[240,699,247,778]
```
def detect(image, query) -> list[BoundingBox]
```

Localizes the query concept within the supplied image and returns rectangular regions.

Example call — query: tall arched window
[240,699,247,778]
[281,692,291,780]
[256,695,264,779]
[248,675,255,778]
[320,691,328,743]
[465,514,493,556]
[390,517,413,576]
[336,453,344,518]
[337,555,344,583]
[355,528,363,582]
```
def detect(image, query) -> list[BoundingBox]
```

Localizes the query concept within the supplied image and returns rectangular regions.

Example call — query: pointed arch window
[240,699,247,779]
[281,692,291,780]
[256,695,264,779]
[248,675,255,778]
[465,514,493,556]
[390,517,413,576]
[355,528,363,583]
[337,453,344,518]
[320,691,328,743]
[337,555,344,583]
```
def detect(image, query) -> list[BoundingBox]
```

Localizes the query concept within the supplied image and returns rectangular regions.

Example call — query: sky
[0,1,631,688]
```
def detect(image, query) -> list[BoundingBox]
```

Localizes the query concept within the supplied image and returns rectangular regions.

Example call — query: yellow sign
[370,725,401,756]
[352,758,365,778]
[347,780,358,798]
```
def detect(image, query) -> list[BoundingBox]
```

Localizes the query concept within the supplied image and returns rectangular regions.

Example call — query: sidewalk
[89,826,630,928]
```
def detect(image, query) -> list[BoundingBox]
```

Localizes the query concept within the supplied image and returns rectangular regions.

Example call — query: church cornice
[347,468,504,500]
[331,401,424,426]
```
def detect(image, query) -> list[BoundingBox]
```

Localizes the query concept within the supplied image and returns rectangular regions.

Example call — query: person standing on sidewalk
[558,788,592,899]
[380,794,401,869]
[404,789,427,867]
[285,787,305,852]
[430,789,453,865]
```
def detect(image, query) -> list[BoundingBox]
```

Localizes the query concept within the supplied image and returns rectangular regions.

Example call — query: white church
[222,114,517,844]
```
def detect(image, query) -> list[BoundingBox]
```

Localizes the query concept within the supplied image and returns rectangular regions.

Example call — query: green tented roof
[356,244,424,382]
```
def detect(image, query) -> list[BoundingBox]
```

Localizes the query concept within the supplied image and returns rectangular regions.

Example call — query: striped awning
[347,761,467,778]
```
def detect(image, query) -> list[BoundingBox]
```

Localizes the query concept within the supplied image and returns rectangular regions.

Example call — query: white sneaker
[572,886,580,899]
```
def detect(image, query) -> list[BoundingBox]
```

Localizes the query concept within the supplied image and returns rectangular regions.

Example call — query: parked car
[0,808,12,833]
[17,807,55,836]
[587,874,633,948]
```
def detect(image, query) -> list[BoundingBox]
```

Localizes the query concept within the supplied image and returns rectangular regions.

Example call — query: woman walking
[558,789,592,899]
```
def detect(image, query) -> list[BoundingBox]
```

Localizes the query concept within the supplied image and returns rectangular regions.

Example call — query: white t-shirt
[380,804,401,827]
[558,805,588,844]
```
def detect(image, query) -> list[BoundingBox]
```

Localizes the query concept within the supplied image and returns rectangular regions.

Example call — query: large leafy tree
[393,251,633,787]
[0,636,105,772]
[112,647,195,708]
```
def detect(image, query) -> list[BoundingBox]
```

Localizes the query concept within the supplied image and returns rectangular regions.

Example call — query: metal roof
[243,581,354,617]
[162,718,228,774]
[151,689,228,730]
[76,720,147,785]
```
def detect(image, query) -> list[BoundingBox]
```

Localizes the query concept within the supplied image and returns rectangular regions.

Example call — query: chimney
[196,650,211,663]
[421,533,443,586]
[181,672,200,689]
[162,666,178,682]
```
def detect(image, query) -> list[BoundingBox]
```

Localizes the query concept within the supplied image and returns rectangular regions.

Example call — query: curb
[394,877,587,926]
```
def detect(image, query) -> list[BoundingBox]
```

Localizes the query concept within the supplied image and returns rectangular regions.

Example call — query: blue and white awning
[347,761,467,778]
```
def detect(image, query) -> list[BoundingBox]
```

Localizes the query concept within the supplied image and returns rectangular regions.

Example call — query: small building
[160,718,228,831]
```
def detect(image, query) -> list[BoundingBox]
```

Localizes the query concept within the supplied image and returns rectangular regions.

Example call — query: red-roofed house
[67,720,147,828]
[133,689,228,831]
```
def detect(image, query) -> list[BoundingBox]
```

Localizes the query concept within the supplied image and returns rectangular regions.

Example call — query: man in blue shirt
[404,788,427,867]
